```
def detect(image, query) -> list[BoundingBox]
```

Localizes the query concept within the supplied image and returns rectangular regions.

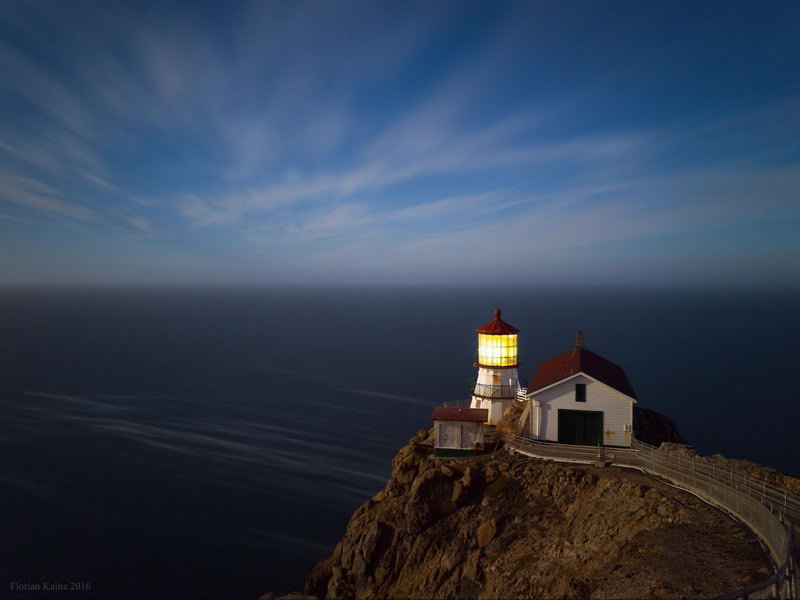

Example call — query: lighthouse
[470,308,520,425]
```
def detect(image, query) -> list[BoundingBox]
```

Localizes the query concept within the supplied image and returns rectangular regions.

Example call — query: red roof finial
[494,307,501,319]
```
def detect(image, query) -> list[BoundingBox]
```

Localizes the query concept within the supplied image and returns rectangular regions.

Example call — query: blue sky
[0,1,798,286]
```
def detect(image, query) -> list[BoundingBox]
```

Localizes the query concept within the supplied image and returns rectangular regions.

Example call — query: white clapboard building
[429,407,488,457]
[431,312,637,456]
[525,332,636,447]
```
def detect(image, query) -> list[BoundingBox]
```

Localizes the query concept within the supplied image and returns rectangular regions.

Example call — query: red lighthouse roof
[476,308,519,334]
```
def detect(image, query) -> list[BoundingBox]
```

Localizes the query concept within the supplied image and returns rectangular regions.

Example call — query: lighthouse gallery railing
[501,432,798,599]
[444,388,529,405]
[473,383,518,398]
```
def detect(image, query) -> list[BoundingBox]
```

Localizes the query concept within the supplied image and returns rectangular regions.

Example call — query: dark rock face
[633,406,686,447]
[305,429,768,600]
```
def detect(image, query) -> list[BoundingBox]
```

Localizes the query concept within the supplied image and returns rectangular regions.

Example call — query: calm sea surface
[0,286,797,598]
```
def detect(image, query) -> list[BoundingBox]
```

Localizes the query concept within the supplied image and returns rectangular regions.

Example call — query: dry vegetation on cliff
[305,429,770,600]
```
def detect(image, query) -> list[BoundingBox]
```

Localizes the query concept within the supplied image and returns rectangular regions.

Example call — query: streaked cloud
[0,1,797,285]
[0,168,97,221]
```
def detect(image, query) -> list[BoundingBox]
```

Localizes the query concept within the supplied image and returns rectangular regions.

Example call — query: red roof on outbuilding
[430,407,488,422]
[476,308,519,334]
[528,347,637,399]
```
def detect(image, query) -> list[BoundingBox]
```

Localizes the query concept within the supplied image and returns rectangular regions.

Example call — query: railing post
[710,462,715,498]
[722,470,727,506]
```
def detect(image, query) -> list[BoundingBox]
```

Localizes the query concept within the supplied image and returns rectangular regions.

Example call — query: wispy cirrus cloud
[233,154,800,285]
[0,168,96,221]
[178,110,650,228]
[0,1,797,285]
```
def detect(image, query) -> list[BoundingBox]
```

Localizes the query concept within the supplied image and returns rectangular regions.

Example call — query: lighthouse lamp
[470,308,521,425]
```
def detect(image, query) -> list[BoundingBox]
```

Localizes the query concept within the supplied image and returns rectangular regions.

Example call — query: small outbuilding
[430,407,488,457]
[526,332,636,447]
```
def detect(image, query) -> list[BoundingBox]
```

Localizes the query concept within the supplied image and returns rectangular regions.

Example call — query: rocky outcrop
[495,401,526,437]
[706,455,800,494]
[633,406,686,447]
[655,442,800,495]
[305,429,769,599]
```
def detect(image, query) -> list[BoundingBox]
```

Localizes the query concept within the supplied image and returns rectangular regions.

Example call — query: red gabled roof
[528,347,637,399]
[430,407,488,422]
[477,308,519,334]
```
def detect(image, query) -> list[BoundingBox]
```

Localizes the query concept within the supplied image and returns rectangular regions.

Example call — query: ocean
[0,286,797,599]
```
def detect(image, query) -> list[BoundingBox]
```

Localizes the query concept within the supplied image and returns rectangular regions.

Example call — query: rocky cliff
[305,429,771,599]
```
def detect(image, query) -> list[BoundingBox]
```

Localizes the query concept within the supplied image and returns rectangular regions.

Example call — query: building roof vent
[575,330,585,349]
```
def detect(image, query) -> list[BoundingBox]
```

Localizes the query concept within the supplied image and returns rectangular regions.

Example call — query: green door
[558,409,603,445]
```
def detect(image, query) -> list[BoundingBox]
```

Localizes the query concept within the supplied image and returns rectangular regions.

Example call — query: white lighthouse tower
[470,308,520,425]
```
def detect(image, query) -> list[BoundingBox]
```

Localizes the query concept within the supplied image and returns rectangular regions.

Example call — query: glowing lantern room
[476,308,519,368]
[471,308,522,425]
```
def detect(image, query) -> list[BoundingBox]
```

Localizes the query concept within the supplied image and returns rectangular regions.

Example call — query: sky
[0,0,798,287]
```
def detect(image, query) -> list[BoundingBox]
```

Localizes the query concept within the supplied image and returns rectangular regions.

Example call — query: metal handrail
[630,438,800,523]
[443,398,472,408]
[716,527,795,600]
[501,432,798,599]
[473,383,517,398]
